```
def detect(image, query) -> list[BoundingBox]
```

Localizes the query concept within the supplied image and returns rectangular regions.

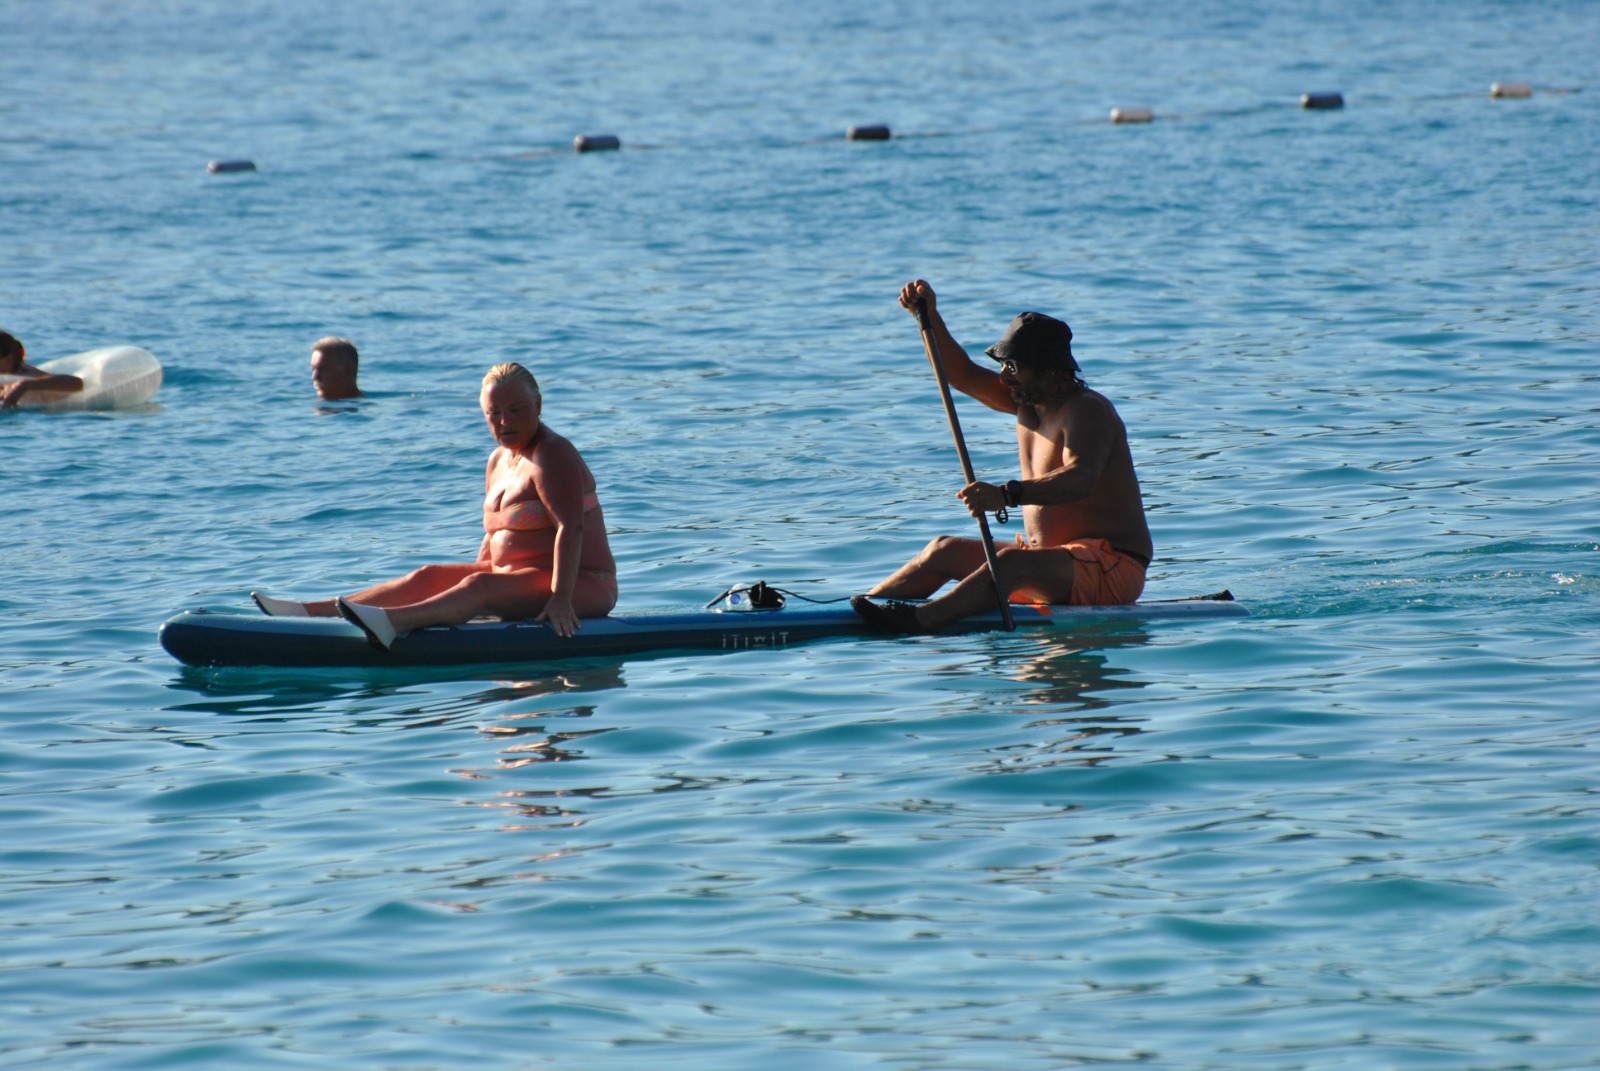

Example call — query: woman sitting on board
[0,330,84,408]
[251,362,618,646]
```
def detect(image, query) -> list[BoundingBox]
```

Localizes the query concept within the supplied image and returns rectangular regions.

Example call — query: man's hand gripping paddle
[914,299,1015,630]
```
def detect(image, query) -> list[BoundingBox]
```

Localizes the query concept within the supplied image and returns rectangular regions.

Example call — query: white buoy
[207,159,256,174]
[1301,92,1345,110]
[846,124,891,141]
[1490,82,1533,99]
[573,134,621,152]
[1110,106,1154,124]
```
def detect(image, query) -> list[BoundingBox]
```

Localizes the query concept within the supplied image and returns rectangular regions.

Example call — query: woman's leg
[296,563,489,617]
[379,568,616,634]
[339,568,620,648]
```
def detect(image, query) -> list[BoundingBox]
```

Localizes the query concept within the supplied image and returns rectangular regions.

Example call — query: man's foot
[252,592,310,617]
[336,597,397,650]
[850,595,931,634]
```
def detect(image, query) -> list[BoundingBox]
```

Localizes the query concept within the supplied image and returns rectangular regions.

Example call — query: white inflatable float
[0,346,162,411]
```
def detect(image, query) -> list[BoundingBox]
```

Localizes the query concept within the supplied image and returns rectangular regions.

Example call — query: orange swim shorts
[1010,536,1147,607]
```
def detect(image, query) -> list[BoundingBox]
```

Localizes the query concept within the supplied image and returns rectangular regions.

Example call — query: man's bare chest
[1014,411,1069,475]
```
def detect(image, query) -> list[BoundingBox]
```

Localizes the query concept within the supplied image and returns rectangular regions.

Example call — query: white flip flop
[252,592,310,617]
[336,597,397,650]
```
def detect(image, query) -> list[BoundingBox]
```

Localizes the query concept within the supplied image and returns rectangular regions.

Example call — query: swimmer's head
[0,330,23,374]
[310,336,361,400]
[483,362,540,397]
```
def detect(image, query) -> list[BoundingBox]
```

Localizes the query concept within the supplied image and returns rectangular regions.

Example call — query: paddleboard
[1,346,162,411]
[159,592,1248,668]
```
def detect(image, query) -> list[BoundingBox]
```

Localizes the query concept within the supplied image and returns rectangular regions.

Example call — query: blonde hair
[483,362,539,395]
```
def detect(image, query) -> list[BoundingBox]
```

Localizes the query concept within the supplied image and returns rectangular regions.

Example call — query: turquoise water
[4,1,1598,1067]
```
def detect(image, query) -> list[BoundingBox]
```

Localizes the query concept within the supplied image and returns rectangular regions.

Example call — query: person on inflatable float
[252,362,618,645]
[1,330,84,408]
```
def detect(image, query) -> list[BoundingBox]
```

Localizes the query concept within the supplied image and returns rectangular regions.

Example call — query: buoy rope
[489,83,1584,161]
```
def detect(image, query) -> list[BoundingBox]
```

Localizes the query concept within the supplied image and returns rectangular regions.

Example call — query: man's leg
[867,535,993,599]
[912,545,1076,628]
[857,546,1081,632]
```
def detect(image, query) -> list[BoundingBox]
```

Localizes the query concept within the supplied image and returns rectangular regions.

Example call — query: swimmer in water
[310,336,363,401]
[252,362,618,644]
[0,330,85,408]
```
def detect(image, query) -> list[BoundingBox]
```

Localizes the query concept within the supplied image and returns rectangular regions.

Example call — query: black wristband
[1004,480,1024,508]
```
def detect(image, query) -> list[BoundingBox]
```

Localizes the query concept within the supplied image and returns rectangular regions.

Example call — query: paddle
[913,298,1015,631]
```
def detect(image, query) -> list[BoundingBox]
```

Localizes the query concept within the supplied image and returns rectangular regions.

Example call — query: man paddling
[851,280,1153,633]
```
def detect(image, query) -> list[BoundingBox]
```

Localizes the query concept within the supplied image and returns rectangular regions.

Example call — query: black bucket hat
[985,312,1078,373]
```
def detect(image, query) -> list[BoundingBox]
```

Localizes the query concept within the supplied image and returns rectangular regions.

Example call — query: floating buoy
[1301,92,1345,110]
[846,124,891,141]
[207,159,256,174]
[1110,106,1154,124]
[1490,82,1533,99]
[573,134,621,152]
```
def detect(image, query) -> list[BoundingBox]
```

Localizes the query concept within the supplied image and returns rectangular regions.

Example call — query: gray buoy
[207,159,256,174]
[1490,82,1533,99]
[1301,92,1345,110]
[574,134,621,152]
[846,124,891,141]
[1110,106,1154,124]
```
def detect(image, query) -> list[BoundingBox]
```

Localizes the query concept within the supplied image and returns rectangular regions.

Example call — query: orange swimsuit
[483,490,618,610]
[484,490,600,533]
[1011,535,1148,606]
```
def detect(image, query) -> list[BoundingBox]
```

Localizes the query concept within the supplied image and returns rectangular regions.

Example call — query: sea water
[2,1,1597,1068]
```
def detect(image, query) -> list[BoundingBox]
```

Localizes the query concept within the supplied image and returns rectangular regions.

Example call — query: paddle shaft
[914,300,1015,630]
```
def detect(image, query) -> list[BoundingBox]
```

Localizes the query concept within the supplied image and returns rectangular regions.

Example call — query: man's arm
[900,280,1016,415]
[1016,397,1115,504]
[958,394,1117,516]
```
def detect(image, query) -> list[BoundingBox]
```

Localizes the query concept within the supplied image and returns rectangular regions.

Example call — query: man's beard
[1010,372,1075,407]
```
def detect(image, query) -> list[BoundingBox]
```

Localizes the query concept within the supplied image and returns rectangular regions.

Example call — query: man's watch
[1003,480,1024,508]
